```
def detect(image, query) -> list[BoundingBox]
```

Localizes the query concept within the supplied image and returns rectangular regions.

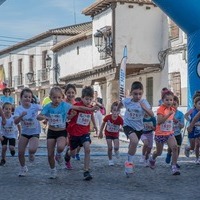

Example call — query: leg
[106,139,113,160]
[113,138,120,158]
[83,141,91,171]
[152,142,164,160]
[167,136,178,166]
[18,136,29,167]
[1,145,7,160]
[28,137,39,162]
[47,138,56,169]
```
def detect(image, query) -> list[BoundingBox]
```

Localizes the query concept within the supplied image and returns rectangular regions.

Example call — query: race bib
[23,119,35,128]
[106,121,120,133]
[77,113,91,126]
[143,122,154,131]
[49,114,62,126]
[128,109,142,121]
[160,120,173,132]
[3,126,14,133]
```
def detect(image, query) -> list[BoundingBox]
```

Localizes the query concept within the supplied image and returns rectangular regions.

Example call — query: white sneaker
[18,166,28,177]
[195,159,200,165]
[55,153,63,166]
[115,151,120,159]
[49,168,57,179]
[108,160,114,166]
[139,156,145,163]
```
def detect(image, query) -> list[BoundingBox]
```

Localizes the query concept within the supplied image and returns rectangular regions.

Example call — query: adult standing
[0,88,15,106]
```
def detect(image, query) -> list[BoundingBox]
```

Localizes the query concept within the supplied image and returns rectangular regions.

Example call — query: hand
[98,132,103,139]
[2,118,6,126]
[21,111,27,117]
[187,125,193,133]
[93,126,98,135]
[0,136,4,141]
[169,111,174,116]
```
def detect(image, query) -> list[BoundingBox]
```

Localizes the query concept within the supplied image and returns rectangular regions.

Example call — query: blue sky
[0,0,95,49]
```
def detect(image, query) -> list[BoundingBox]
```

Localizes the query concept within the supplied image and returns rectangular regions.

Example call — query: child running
[65,86,97,181]
[99,101,123,166]
[165,96,184,167]
[0,102,18,166]
[37,86,97,179]
[140,113,156,166]
[149,90,180,175]
[14,88,42,177]
[118,81,154,175]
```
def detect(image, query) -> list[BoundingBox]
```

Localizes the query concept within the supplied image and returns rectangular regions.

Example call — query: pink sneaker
[65,161,73,170]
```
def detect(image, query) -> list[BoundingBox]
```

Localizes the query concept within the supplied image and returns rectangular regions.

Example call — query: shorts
[188,132,195,139]
[123,126,143,140]
[1,136,16,146]
[21,134,40,139]
[141,133,153,148]
[69,134,91,151]
[154,134,174,144]
[105,135,119,140]
[175,134,182,146]
[47,129,67,140]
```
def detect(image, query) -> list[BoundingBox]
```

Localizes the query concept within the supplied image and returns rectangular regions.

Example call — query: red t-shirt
[67,101,93,136]
[103,114,123,137]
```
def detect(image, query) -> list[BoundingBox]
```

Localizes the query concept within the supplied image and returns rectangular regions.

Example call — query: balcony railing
[14,75,23,87]
[38,69,49,82]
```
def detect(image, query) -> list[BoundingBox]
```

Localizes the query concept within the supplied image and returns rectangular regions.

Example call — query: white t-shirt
[122,98,151,131]
[14,103,42,135]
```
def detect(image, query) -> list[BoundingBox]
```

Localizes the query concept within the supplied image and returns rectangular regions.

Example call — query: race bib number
[106,121,120,133]
[3,126,14,133]
[160,120,173,132]
[143,122,153,131]
[23,119,35,128]
[77,113,91,126]
[49,114,62,126]
[128,109,142,121]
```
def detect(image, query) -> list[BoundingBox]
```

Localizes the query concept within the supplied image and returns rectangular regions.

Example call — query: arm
[99,121,106,139]
[14,111,27,124]
[37,113,48,121]
[71,105,99,112]
[140,102,154,117]
[0,107,6,125]
[157,111,174,125]
[184,109,193,121]
[17,124,21,139]
[187,111,200,133]
[117,101,123,111]
[91,114,98,135]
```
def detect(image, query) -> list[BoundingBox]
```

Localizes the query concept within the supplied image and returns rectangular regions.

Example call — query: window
[18,59,23,85]
[42,51,47,69]
[29,55,34,72]
[146,77,153,106]
[8,62,12,87]
[169,19,179,40]
[77,46,79,55]
[169,72,181,104]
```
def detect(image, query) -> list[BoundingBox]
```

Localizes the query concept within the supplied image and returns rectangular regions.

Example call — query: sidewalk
[0,133,199,200]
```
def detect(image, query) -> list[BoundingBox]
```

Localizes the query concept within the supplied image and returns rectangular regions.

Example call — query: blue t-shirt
[189,108,199,138]
[143,116,156,134]
[0,96,15,105]
[122,98,151,131]
[41,101,72,129]
[173,109,184,136]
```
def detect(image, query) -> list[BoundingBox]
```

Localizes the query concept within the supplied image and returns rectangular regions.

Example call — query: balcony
[14,75,24,88]
[37,69,50,86]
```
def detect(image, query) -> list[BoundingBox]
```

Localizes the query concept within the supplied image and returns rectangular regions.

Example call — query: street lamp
[26,71,34,82]
[46,55,52,70]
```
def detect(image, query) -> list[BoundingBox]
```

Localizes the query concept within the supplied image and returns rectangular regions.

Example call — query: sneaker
[108,160,114,166]
[65,161,73,170]
[10,150,15,156]
[83,171,93,181]
[124,161,134,174]
[195,159,200,165]
[49,168,57,179]
[172,165,180,175]
[144,159,149,167]
[139,156,145,163]
[18,166,28,177]
[165,153,172,164]
[64,148,71,162]
[75,153,80,161]
[28,153,35,163]
[115,151,120,159]
[0,159,6,166]
[148,158,156,169]
[55,153,63,165]
[184,146,190,157]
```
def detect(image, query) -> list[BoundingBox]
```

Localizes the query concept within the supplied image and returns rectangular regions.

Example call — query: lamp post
[26,71,34,83]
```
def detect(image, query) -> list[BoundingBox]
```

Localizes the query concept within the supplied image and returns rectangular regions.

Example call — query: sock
[127,154,134,163]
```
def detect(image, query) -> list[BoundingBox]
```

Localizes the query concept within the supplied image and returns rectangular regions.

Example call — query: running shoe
[165,153,172,164]
[10,150,15,156]
[124,161,134,174]
[75,153,80,161]
[148,158,156,169]
[64,148,71,162]
[83,171,93,181]
[65,161,73,170]
[55,153,63,165]
[49,168,57,179]
[18,166,28,177]
[184,146,190,157]
[139,156,145,163]
[171,165,180,175]
[0,159,6,166]
[108,160,114,166]
[195,159,200,165]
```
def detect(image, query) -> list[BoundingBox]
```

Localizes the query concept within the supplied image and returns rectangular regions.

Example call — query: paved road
[0,134,200,200]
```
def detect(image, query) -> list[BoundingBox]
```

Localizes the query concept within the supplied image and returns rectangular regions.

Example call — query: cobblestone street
[0,134,200,200]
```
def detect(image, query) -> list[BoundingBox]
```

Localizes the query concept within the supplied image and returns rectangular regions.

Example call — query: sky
[0,0,95,49]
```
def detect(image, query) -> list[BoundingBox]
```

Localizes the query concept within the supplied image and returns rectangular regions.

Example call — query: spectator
[158,87,168,106]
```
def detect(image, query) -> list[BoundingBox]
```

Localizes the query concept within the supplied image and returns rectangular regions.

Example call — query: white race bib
[77,113,91,126]
[106,121,120,133]
[49,114,62,126]
[160,120,173,132]
[23,119,35,128]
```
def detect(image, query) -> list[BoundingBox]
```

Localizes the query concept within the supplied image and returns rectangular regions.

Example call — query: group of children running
[0,81,199,180]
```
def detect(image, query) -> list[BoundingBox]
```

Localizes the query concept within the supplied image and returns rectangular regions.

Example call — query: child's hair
[64,84,76,94]
[2,102,12,109]
[111,101,119,111]
[161,90,174,100]
[3,88,11,95]
[75,97,81,102]
[49,86,63,97]
[20,88,33,98]
[131,81,143,92]
[173,96,179,105]
[81,86,94,98]
[194,96,200,105]
[193,90,200,101]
